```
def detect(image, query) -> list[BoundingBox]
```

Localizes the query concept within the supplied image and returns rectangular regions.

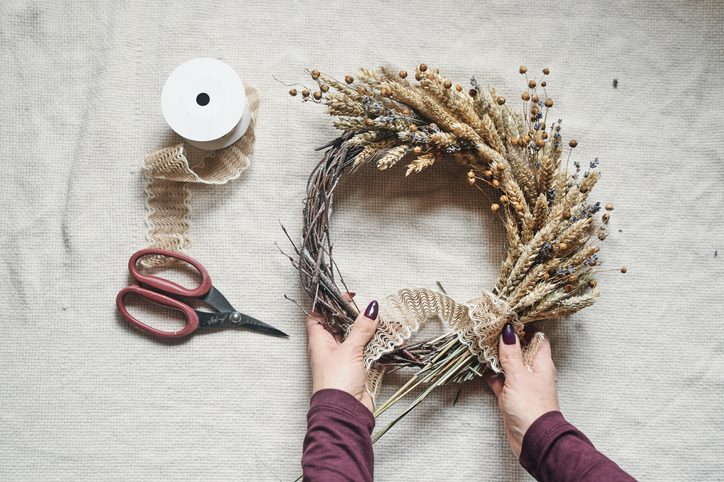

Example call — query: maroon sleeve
[520,411,636,482]
[302,389,375,482]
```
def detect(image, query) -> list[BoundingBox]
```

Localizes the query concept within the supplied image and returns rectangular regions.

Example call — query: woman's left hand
[306,296,379,413]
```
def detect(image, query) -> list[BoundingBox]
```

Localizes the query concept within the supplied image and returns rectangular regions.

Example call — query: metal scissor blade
[237,313,289,338]
[201,286,235,313]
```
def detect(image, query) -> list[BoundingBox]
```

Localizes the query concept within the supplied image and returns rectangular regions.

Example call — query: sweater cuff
[309,389,375,432]
[519,410,571,472]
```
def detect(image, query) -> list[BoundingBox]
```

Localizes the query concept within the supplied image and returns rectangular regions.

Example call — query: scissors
[116,248,288,339]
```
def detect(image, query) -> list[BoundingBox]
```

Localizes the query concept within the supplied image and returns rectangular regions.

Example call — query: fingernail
[502,323,516,345]
[364,300,379,320]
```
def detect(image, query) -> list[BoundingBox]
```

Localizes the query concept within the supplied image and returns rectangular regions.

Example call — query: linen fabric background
[1,1,722,480]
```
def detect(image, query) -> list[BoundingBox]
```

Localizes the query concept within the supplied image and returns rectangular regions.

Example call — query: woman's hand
[486,324,560,458]
[306,296,379,413]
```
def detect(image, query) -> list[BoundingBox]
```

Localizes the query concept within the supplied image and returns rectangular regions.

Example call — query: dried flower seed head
[543,272,550,281]
[543,67,550,75]
[536,139,545,148]
[564,284,574,292]
[320,84,329,93]
[399,70,408,79]
[602,213,610,223]
[483,169,493,177]
[559,242,568,251]
[522,92,531,101]
[409,125,418,132]
[542,132,548,139]
[497,96,506,105]
[344,75,354,84]
[500,195,509,203]
[364,118,374,126]
[467,169,476,179]
[605,203,614,211]
[302,89,310,98]
[455,84,463,92]
[491,203,500,213]
[492,179,500,188]
[419,63,428,72]
[620,266,628,273]
[563,208,571,219]
[357,86,367,95]
[415,72,422,81]
[311,69,320,79]
[545,98,554,107]
[496,163,505,172]
[289,88,298,97]
[541,81,547,87]
[467,176,475,185]
[443,79,452,89]
[313,91,322,100]
[523,135,531,143]
[589,279,598,288]
[402,108,412,115]
[528,80,537,88]
[519,65,528,74]
[531,95,539,103]
[540,122,546,130]
[531,106,540,115]
[569,139,578,148]
[413,146,422,154]
[379,87,389,97]
[469,89,478,97]
[598,232,607,240]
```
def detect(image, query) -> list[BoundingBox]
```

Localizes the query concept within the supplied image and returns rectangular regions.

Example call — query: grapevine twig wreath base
[287,64,623,439]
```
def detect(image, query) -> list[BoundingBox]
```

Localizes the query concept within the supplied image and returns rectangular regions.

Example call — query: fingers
[343,300,379,350]
[342,291,356,302]
[498,323,525,376]
[531,334,557,375]
[484,371,504,398]
[306,311,333,350]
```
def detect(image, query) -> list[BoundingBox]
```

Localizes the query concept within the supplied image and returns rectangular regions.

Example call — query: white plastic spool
[161,58,252,151]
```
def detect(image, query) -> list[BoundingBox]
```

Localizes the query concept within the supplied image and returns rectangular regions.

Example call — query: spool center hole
[196,92,210,106]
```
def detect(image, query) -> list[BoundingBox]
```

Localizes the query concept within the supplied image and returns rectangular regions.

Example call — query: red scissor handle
[116,285,199,338]
[128,248,213,299]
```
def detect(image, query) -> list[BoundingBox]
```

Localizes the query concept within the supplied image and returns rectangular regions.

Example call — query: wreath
[287,64,621,438]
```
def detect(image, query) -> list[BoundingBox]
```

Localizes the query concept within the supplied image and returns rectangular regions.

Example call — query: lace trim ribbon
[141,85,259,267]
[364,288,544,398]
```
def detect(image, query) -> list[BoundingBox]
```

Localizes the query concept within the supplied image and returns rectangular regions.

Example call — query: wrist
[310,388,376,424]
[314,384,374,413]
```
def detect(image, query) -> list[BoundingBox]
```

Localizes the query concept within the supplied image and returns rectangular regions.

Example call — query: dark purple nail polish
[502,323,516,345]
[364,300,379,320]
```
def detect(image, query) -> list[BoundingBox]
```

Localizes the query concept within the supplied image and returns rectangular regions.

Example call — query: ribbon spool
[161,57,252,150]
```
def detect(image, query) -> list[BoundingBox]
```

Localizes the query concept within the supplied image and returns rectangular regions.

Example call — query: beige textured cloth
[1,1,723,481]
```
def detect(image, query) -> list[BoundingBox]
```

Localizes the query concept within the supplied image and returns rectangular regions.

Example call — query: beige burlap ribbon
[364,288,544,397]
[141,85,259,267]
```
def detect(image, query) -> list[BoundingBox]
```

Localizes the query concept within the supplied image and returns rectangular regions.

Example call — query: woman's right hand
[486,324,561,458]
